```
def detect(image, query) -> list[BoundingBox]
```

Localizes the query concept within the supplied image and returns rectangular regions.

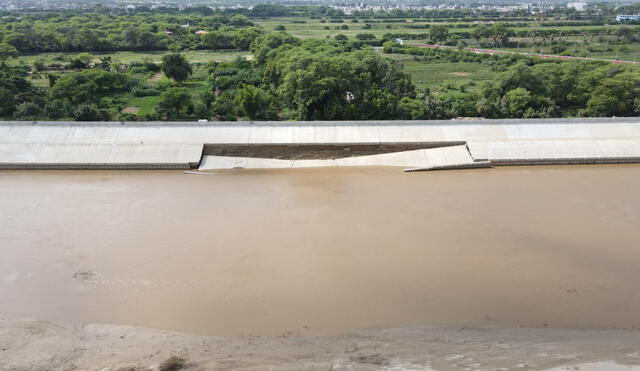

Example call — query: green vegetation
[252,17,640,62]
[0,8,262,53]
[156,87,192,118]
[477,62,640,118]
[161,54,192,83]
[392,57,496,90]
[1,6,639,121]
[17,50,250,66]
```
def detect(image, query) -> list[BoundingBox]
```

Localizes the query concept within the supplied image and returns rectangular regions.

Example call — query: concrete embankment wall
[491,158,640,166]
[467,138,640,167]
[0,143,203,170]
[1,118,640,170]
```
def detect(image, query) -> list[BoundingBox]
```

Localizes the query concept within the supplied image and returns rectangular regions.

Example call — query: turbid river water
[1,166,640,337]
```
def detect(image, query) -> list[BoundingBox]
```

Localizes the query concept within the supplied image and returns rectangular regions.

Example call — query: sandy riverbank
[2,317,640,371]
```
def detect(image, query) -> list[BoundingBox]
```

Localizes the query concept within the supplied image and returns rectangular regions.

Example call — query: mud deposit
[1,166,640,337]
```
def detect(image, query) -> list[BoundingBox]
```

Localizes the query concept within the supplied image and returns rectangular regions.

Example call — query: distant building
[567,2,587,11]
[616,15,640,22]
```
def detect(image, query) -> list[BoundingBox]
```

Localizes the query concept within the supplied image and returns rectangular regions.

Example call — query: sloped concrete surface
[467,139,640,165]
[0,143,203,169]
[198,145,483,170]
[1,118,640,169]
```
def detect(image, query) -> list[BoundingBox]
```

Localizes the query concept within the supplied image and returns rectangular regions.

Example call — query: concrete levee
[1,118,640,170]
[466,139,640,166]
[0,143,203,169]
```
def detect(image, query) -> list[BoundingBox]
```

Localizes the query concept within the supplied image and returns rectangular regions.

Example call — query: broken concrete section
[198,145,491,171]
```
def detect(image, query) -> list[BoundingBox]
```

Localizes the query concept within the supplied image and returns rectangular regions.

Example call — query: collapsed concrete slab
[198,145,491,171]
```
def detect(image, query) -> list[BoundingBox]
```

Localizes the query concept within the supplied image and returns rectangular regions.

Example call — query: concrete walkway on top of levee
[1,118,640,170]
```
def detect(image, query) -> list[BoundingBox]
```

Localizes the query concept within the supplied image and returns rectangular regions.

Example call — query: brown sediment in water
[1,165,640,337]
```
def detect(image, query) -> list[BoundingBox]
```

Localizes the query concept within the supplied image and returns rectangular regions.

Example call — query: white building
[616,15,640,22]
[567,2,587,11]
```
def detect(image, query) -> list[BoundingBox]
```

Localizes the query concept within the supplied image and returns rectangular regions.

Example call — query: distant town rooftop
[616,15,640,22]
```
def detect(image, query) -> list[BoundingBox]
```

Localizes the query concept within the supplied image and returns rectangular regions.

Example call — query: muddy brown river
[1,166,640,337]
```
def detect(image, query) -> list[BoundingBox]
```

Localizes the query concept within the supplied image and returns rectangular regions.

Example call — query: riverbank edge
[2,317,640,371]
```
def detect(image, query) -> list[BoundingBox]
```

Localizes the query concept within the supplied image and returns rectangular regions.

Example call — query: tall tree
[234,85,274,119]
[488,23,512,47]
[161,54,192,83]
[428,25,449,44]
[122,26,140,50]
[0,43,18,66]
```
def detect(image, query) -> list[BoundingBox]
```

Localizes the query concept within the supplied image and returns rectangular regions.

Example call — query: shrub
[33,60,46,72]
[131,86,161,97]
[13,102,42,120]
[50,69,137,105]
[74,104,111,121]
[43,99,73,119]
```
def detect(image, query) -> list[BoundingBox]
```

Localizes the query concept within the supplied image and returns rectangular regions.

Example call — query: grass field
[499,38,640,62]
[251,17,639,61]
[125,95,161,116]
[251,17,633,40]
[19,50,251,66]
[389,54,496,91]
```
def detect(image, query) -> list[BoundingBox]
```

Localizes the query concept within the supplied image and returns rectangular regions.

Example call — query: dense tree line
[384,41,542,65]
[384,24,640,49]
[0,10,260,53]
[476,62,640,118]
[2,6,638,55]
[202,34,416,121]
[0,33,418,121]
[1,28,639,122]
[384,43,640,119]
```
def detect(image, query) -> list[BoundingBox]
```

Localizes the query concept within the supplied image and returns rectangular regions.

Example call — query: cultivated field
[252,17,640,61]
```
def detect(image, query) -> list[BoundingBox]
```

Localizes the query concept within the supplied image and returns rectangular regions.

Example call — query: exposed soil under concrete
[202,142,464,160]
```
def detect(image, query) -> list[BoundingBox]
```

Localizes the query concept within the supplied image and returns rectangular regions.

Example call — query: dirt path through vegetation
[148,72,163,82]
